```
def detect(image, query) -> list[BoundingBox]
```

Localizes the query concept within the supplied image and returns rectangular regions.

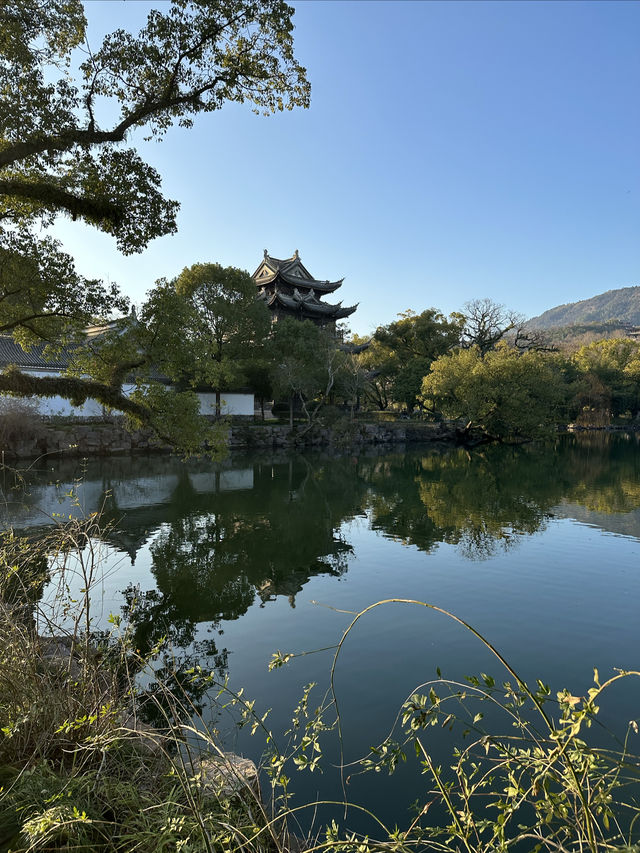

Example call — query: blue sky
[53,0,639,335]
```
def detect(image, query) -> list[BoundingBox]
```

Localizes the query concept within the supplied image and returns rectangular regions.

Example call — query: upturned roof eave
[279,271,344,292]
[271,291,357,320]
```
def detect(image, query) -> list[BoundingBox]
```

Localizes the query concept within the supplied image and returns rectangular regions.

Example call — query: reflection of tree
[121,456,367,663]
[364,436,640,560]
[561,434,640,514]
[414,446,560,559]
[7,435,640,678]
[364,453,444,554]
[362,448,554,560]
[0,531,50,627]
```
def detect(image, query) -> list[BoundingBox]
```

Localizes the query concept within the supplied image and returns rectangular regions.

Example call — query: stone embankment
[228,420,455,450]
[0,418,457,459]
[1,420,166,459]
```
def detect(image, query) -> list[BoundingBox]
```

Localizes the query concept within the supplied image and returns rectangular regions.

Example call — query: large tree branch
[0,78,224,168]
[0,369,149,420]
[0,178,123,226]
[0,313,80,334]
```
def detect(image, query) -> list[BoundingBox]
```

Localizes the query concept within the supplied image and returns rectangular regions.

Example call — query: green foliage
[276,599,640,853]
[347,336,394,410]
[0,227,128,347]
[0,0,309,448]
[269,318,342,425]
[572,338,640,420]
[0,516,276,853]
[421,344,565,440]
[173,262,271,399]
[129,383,227,458]
[0,0,309,252]
[372,309,463,410]
[3,486,640,852]
[375,309,463,362]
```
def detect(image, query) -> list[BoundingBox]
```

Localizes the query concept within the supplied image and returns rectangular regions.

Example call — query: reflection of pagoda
[252,249,357,326]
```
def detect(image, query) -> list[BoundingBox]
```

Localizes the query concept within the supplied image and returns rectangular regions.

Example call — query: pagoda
[252,249,357,326]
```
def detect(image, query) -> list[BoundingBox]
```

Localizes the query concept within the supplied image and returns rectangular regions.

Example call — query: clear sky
[52,0,640,336]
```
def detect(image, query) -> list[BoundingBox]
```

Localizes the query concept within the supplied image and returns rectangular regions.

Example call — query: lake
[3,432,640,835]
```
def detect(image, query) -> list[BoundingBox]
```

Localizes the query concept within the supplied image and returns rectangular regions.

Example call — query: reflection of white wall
[189,469,253,493]
[197,392,254,416]
[107,475,181,509]
[4,474,183,528]
[220,469,253,491]
[4,478,107,527]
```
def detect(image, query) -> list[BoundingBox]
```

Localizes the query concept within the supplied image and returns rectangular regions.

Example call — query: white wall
[196,392,255,417]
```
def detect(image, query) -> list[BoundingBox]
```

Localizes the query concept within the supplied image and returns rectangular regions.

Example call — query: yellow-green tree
[420,344,565,441]
[572,338,640,421]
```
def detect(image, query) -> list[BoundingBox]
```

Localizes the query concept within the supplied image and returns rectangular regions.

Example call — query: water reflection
[3,433,640,662]
[118,456,364,659]
[364,434,640,558]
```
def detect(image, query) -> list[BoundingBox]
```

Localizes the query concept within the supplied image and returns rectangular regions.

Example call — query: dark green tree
[269,318,341,427]
[374,309,463,411]
[0,0,309,251]
[173,263,271,417]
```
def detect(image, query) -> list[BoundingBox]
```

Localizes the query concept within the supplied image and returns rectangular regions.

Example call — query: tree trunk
[289,395,293,428]
[215,389,221,419]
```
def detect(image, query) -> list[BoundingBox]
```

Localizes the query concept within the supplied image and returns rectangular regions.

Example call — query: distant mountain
[529,286,640,331]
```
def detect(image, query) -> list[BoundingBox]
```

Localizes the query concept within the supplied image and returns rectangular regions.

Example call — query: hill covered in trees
[529,286,640,330]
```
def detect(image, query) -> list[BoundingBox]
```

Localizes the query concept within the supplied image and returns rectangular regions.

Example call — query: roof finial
[294,248,299,259]
[264,248,268,258]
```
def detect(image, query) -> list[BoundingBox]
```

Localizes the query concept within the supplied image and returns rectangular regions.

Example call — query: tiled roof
[0,336,71,370]
[267,289,357,320]
[253,250,344,293]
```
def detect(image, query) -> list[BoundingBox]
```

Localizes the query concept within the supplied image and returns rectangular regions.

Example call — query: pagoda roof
[253,250,344,294]
[258,287,357,320]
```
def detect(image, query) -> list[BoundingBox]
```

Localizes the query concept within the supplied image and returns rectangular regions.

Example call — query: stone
[194,752,261,803]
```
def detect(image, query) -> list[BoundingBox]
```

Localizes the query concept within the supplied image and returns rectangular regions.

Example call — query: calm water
[3,433,640,833]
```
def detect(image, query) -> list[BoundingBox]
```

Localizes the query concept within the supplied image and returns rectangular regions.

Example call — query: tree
[1,0,309,251]
[572,338,640,421]
[420,344,565,442]
[243,360,274,421]
[0,0,309,446]
[172,263,271,417]
[269,318,339,428]
[373,309,462,410]
[334,349,369,420]
[350,336,394,411]
[456,298,522,355]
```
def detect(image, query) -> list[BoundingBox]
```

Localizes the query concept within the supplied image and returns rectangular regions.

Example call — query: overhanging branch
[0,369,148,420]
[0,178,123,227]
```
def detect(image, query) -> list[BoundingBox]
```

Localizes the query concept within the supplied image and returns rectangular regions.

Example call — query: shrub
[0,397,45,446]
